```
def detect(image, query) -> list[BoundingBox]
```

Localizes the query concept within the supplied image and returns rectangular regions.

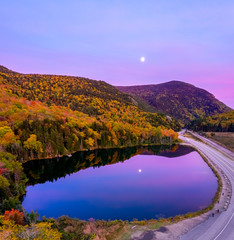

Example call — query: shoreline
[18,139,231,239]
[129,135,232,240]
[21,142,178,163]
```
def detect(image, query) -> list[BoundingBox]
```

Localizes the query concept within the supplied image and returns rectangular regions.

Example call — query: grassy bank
[201,132,234,152]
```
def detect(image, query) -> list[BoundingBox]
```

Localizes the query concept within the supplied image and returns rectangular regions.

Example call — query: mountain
[116,81,232,123]
[0,65,180,161]
[0,66,135,115]
[0,66,156,115]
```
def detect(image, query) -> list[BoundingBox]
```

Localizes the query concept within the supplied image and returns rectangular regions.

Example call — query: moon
[140,57,145,62]
[138,169,142,173]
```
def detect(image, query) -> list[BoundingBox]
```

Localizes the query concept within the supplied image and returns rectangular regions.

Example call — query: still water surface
[22,145,217,220]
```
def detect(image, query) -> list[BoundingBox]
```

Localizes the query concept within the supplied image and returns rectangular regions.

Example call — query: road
[187,130,234,159]
[179,132,234,240]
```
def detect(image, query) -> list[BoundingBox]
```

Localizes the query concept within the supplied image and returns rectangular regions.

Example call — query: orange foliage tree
[4,209,25,225]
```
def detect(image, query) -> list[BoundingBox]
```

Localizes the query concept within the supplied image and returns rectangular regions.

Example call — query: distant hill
[116,81,232,123]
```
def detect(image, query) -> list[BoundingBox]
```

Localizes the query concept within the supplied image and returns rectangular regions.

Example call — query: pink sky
[0,1,233,108]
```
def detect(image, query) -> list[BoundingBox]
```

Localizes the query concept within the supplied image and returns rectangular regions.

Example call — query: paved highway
[187,130,234,159]
[179,132,234,240]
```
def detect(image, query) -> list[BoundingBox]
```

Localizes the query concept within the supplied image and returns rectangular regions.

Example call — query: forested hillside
[189,110,234,132]
[0,66,180,212]
[0,66,181,159]
[117,81,231,123]
[0,66,133,114]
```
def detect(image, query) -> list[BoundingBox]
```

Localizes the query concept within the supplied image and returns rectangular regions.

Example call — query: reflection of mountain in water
[158,145,195,158]
[140,145,194,157]
[23,145,193,186]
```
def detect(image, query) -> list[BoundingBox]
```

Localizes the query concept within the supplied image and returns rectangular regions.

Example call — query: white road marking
[179,133,234,240]
[213,212,234,240]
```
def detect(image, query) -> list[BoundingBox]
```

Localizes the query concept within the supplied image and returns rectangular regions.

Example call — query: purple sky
[0,1,233,108]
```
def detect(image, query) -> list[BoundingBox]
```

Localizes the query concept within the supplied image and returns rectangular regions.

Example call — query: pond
[22,145,217,220]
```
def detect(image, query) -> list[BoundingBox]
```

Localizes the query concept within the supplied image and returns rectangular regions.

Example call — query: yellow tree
[24,134,43,158]
[0,126,18,148]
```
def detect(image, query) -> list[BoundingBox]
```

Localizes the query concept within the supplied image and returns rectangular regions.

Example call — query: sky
[0,0,233,108]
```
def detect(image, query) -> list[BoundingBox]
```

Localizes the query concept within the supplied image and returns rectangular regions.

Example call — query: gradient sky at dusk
[0,1,233,107]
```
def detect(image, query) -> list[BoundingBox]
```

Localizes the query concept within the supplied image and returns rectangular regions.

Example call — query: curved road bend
[179,133,234,240]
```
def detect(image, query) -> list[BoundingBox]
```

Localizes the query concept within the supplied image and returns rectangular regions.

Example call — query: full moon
[140,57,145,62]
[138,169,142,173]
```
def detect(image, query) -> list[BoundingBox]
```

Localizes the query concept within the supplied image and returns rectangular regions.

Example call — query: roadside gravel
[130,133,233,240]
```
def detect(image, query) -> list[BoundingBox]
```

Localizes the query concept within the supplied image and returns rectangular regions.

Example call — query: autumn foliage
[117,81,231,123]
[0,217,62,239]
[189,110,234,132]
[0,163,8,175]
[4,209,25,225]
[0,71,179,161]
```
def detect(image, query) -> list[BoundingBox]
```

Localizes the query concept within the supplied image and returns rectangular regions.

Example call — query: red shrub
[0,168,8,175]
[4,209,25,225]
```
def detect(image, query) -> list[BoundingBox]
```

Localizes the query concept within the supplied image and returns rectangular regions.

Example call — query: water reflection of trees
[23,145,194,186]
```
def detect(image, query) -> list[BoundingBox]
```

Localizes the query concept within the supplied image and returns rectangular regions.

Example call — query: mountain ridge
[1,65,231,124]
[116,81,231,123]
